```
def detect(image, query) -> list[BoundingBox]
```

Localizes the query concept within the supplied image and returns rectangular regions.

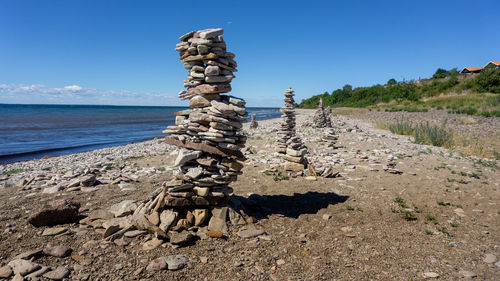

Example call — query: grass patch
[379,121,453,148]
[346,206,355,211]
[263,170,289,182]
[3,168,26,175]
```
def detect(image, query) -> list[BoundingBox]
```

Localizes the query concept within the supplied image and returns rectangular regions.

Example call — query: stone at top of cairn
[277,88,308,172]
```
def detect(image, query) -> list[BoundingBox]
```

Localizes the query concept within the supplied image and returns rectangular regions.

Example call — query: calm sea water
[0,104,280,163]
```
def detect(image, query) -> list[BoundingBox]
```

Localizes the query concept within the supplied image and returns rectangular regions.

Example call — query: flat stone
[192,209,209,226]
[237,228,265,238]
[12,249,43,260]
[483,254,497,264]
[182,53,217,63]
[159,210,178,232]
[142,237,163,250]
[11,273,24,281]
[129,213,168,238]
[174,149,203,166]
[228,208,246,225]
[165,137,245,161]
[163,255,188,270]
[103,225,121,238]
[169,230,194,245]
[8,259,40,276]
[186,167,204,179]
[146,258,167,272]
[88,209,114,220]
[43,266,69,280]
[28,200,80,227]
[0,265,12,278]
[124,230,146,238]
[189,95,211,108]
[184,83,231,98]
[80,174,96,187]
[205,75,232,83]
[458,270,476,278]
[148,211,160,226]
[42,186,63,194]
[199,28,223,39]
[42,227,67,236]
[305,176,317,181]
[207,216,228,235]
[423,272,439,278]
[25,266,51,278]
[284,161,304,172]
[204,65,220,76]
[43,245,72,257]
[205,230,224,238]
[193,186,210,197]
[109,200,137,217]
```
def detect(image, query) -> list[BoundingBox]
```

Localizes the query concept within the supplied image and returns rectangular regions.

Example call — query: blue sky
[0,0,498,107]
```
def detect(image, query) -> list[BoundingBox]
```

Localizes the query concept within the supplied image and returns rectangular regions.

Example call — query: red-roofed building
[484,61,500,69]
[459,66,484,74]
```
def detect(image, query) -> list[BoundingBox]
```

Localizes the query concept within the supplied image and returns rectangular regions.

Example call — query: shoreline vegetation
[298,65,500,117]
[298,66,500,159]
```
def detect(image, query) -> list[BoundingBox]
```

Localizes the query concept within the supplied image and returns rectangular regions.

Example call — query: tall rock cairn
[162,28,246,208]
[277,88,307,171]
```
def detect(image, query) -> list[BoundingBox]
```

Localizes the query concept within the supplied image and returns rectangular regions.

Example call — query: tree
[387,78,397,85]
[433,68,449,79]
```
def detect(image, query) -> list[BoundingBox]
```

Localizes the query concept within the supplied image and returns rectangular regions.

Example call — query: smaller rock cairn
[249,114,258,129]
[312,98,332,128]
[277,88,307,172]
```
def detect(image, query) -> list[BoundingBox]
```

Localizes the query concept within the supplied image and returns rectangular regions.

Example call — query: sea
[0,104,281,163]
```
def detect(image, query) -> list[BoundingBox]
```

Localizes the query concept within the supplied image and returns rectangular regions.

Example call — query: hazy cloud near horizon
[0,83,181,106]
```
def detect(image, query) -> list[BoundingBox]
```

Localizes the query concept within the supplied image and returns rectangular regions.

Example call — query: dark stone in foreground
[28,200,80,227]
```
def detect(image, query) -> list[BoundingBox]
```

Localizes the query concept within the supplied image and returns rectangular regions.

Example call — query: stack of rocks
[277,88,307,172]
[322,128,341,149]
[312,98,332,128]
[249,114,258,129]
[116,28,252,242]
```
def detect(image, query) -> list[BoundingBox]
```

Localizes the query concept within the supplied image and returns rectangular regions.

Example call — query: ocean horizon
[0,104,281,163]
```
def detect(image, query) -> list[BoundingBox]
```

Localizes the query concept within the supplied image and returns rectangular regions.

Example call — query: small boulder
[43,245,72,257]
[43,266,70,280]
[28,200,80,227]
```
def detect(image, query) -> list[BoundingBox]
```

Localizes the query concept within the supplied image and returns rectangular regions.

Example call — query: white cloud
[0,83,180,106]
[63,85,83,91]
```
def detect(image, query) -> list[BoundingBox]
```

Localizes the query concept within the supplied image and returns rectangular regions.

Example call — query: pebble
[42,227,68,236]
[276,259,285,266]
[322,214,332,220]
[237,228,265,238]
[483,253,497,264]
[43,245,72,257]
[7,259,40,276]
[43,266,70,280]
[458,270,476,278]
[146,258,167,271]
[164,255,188,270]
[142,237,163,250]
[0,265,12,278]
[423,272,439,278]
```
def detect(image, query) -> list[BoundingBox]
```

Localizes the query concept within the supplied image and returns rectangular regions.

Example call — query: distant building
[484,61,500,69]
[459,67,483,74]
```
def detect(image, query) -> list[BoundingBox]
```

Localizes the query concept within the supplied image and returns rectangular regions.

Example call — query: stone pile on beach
[277,88,308,172]
[312,98,332,128]
[322,128,341,149]
[249,114,258,129]
[85,28,255,247]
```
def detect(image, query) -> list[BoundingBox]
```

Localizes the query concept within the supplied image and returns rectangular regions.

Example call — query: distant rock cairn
[312,97,332,128]
[249,114,258,128]
[277,88,308,171]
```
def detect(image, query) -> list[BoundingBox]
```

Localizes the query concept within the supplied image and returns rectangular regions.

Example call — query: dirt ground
[0,109,498,280]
